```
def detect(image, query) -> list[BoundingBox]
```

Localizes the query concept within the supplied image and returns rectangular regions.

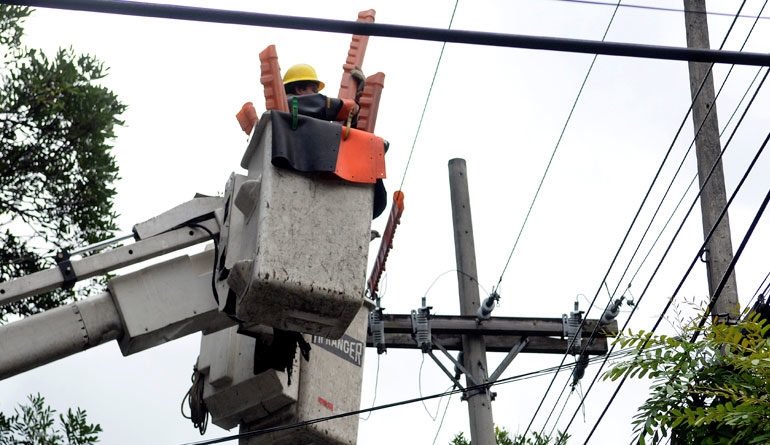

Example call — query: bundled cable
[181,364,210,435]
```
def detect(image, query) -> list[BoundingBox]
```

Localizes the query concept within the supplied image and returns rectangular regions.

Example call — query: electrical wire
[581,122,770,443]
[422,269,490,307]
[187,223,220,305]
[549,0,770,20]
[539,373,572,436]
[563,67,770,440]
[740,269,770,317]
[17,0,770,66]
[180,345,651,445]
[690,188,770,341]
[359,354,381,421]
[530,1,760,432]
[522,0,729,430]
[181,364,209,435]
[432,392,454,445]
[575,0,764,367]
[419,354,442,420]
[398,0,459,191]
[585,183,770,444]
[624,64,765,310]
[548,388,574,438]
[494,0,622,293]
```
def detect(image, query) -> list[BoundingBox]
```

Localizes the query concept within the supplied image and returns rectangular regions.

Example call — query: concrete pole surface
[683,0,739,321]
[448,158,496,445]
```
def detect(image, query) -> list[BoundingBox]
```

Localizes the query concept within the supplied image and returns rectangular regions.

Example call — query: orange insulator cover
[334,126,386,184]
[338,9,376,100]
[236,102,259,135]
[367,191,405,297]
[259,45,288,112]
[356,72,385,133]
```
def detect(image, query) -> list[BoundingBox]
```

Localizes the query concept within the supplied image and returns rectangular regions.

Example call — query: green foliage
[0,393,102,445]
[604,312,770,444]
[0,6,125,321]
[451,426,568,444]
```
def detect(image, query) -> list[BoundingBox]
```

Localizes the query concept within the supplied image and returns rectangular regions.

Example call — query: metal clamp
[55,250,77,290]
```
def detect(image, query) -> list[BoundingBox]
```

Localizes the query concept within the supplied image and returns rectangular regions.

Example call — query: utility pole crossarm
[372,314,617,337]
[366,329,612,355]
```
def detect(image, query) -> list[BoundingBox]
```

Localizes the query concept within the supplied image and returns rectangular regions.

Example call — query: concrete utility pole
[448,158,496,445]
[683,0,739,322]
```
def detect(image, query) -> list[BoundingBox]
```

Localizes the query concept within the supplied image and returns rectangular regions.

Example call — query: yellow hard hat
[283,64,325,91]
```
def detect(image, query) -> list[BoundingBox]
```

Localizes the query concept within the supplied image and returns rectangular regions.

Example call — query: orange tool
[236,102,258,135]
[338,9,376,101]
[356,72,385,133]
[367,191,405,298]
[259,45,288,113]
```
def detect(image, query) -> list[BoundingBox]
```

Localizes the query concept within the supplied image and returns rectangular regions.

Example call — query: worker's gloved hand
[351,65,366,101]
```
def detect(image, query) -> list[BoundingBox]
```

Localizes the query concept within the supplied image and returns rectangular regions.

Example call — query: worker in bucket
[236,63,366,135]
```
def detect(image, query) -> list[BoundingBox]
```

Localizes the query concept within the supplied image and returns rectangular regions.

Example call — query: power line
[398,0,459,191]
[358,354,381,421]
[582,121,770,443]
[534,0,761,432]
[180,345,645,445]
[573,0,763,369]
[12,0,770,66]
[691,187,770,341]
[495,0,622,292]
[740,261,770,317]
[432,392,454,445]
[549,0,770,20]
[586,180,770,444]
[618,5,767,314]
[563,66,770,440]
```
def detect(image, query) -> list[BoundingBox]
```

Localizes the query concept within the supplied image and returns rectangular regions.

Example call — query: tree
[604,309,770,444]
[0,393,102,445]
[451,426,569,444]
[0,5,126,321]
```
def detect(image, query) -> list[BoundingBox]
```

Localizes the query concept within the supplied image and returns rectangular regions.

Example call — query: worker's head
[283,63,325,96]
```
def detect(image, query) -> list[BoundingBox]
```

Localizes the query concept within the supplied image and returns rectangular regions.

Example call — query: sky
[2,0,770,444]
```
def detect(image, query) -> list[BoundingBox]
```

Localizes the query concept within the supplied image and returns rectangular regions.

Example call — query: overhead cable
[691,188,770,341]
[398,0,459,191]
[582,122,770,443]
[550,0,770,20]
[534,0,759,433]
[494,0,622,292]
[180,345,646,445]
[563,66,770,439]
[586,181,770,444]
[574,0,762,376]
[561,2,769,427]
[9,0,770,66]
[521,0,743,429]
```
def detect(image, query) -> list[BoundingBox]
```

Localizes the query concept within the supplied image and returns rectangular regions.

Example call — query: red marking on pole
[318,396,334,411]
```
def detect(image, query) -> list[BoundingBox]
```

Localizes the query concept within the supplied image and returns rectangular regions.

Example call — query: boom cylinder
[0,292,123,380]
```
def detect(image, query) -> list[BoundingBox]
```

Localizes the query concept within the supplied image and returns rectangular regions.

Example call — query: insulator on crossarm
[369,307,387,355]
[411,306,432,353]
[600,298,623,326]
[477,291,500,320]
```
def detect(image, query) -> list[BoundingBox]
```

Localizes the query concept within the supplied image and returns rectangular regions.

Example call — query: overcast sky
[2,0,770,444]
